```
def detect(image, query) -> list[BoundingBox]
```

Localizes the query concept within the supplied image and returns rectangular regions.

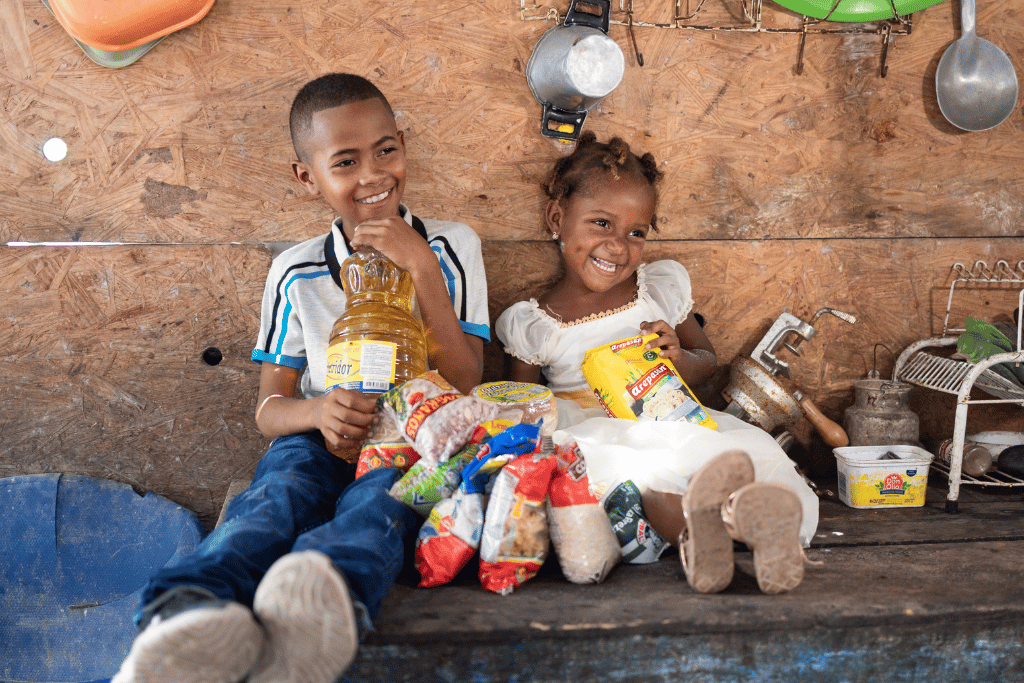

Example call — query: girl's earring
[551,232,559,240]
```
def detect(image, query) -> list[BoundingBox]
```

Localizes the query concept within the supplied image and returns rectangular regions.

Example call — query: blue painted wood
[0,474,203,683]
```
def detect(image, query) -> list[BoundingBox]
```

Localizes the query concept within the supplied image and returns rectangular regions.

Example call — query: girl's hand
[640,319,683,363]
[314,388,379,452]
[641,317,717,387]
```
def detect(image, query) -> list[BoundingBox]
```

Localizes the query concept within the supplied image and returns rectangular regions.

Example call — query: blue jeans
[139,432,419,630]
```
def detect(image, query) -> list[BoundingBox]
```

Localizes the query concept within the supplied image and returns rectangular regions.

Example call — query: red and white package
[479,451,557,595]
[355,407,420,479]
[546,442,621,584]
[414,484,484,588]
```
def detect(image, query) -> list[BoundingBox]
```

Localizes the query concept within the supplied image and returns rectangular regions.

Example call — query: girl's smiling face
[546,173,656,297]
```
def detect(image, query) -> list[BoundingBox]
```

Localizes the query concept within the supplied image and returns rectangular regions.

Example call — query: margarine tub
[581,333,716,430]
[833,445,933,509]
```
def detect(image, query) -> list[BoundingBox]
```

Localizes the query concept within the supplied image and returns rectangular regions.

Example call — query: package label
[582,334,716,429]
[326,339,397,393]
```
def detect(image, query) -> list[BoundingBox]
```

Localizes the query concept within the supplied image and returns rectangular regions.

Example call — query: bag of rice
[581,333,717,429]
[546,441,621,584]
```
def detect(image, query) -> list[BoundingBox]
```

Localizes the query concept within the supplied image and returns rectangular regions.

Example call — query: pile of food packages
[355,372,670,595]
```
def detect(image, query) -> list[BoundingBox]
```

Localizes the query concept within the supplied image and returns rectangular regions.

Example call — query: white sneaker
[112,600,264,683]
[250,550,359,683]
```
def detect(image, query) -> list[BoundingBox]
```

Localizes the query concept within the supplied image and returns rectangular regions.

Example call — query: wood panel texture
[2,0,1023,524]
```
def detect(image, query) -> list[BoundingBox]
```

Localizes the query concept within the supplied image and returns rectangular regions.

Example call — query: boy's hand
[350,217,435,277]
[315,388,378,453]
[641,320,683,364]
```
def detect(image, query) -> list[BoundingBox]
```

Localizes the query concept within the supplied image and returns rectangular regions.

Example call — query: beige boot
[679,450,755,593]
[721,482,805,594]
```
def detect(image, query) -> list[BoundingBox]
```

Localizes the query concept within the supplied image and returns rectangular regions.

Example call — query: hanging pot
[526,0,625,141]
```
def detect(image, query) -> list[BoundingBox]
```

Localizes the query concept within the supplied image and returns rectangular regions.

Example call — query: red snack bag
[355,408,420,479]
[546,442,621,584]
[479,451,557,595]
[414,484,484,588]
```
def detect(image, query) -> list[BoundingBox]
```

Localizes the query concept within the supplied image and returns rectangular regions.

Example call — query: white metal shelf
[893,260,1024,513]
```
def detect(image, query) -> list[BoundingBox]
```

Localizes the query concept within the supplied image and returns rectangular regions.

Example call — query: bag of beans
[382,372,499,463]
[546,441,621,584]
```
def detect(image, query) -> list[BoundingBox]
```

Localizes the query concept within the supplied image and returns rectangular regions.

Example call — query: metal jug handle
[540,105,588,141]
[564,0,611,33]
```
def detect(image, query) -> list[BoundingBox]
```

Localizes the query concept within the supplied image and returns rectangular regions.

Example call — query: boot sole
[680,450,755,593]
[112,602,263,683]
[728,482,804,594]
[250,550,358,683]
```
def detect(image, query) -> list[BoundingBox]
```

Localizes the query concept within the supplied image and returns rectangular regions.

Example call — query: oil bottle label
[326,340,397,394]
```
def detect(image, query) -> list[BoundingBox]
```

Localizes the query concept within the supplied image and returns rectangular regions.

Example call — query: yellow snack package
[581,333,717,430]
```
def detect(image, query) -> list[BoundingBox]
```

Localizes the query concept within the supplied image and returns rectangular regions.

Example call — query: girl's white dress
[495,260,820,547]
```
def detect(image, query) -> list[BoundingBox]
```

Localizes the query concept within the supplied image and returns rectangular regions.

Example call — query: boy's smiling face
[292,98,407,234]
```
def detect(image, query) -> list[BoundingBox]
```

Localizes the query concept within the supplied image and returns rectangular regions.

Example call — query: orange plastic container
[45,0,215,52]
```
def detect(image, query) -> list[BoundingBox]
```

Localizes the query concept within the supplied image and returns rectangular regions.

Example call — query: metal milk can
[843,379,920,447]
[525,0,625,141]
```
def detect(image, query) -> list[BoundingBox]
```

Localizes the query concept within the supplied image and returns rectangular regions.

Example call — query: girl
[495,132,818,595]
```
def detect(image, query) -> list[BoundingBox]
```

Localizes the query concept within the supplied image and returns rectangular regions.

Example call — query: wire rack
[520,0,915,76]
[893,260,1024,512]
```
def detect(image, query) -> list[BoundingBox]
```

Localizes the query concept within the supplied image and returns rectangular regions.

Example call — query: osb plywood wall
[2,0,1022,527]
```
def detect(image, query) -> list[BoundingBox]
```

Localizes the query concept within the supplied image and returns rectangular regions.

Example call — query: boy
[114,73,490,683]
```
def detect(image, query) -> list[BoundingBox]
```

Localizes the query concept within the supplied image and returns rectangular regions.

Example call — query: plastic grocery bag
[555,409,820,548]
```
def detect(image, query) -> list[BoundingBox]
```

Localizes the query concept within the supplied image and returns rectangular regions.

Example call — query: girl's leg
[641,489,686,548]
[139,432,349,612]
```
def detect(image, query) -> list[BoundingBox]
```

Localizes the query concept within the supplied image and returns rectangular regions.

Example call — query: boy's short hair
[289,73,394,162]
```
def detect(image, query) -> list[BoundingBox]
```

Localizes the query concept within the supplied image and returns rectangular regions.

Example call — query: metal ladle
[935,0,1018,132]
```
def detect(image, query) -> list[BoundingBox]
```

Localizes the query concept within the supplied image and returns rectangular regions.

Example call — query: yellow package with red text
[581,333,717,430]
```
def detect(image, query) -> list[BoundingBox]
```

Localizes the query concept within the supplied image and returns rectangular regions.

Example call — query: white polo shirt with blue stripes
[252,205,491,399]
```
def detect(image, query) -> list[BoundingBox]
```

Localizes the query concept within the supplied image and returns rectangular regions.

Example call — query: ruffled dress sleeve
[495,300,557,367]
[642,259,695,327]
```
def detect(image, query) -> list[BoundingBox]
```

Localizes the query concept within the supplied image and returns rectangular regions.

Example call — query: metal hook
[626,0,644,67]
[879,22,892,78]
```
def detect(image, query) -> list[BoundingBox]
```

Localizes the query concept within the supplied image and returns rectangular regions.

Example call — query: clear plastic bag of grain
[546,440,621,584]
[471,381,558,438]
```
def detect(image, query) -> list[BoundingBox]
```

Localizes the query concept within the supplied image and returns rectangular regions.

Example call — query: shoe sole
[250,550,358,683]
[112,603,263,683]
[728,482,804,594]
[680,450,755,594]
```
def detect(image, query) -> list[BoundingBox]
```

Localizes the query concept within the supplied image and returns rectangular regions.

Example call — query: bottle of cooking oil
[325,248,428,397]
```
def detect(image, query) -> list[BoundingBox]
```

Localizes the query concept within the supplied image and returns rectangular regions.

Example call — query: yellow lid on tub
[47,0,215,52]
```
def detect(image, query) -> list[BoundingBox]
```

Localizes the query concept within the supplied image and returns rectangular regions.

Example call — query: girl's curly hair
[542,131,664,228]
